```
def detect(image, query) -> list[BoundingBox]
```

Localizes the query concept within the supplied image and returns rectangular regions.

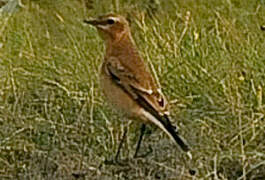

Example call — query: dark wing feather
[105,59,190,152]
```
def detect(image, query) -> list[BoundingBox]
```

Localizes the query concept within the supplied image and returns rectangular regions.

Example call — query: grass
[0,0,265,179]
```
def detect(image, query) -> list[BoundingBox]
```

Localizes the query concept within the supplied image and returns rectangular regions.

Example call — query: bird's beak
[83,19,100,26]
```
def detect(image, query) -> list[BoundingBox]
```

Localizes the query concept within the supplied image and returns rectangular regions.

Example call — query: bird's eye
[107,19,115,25]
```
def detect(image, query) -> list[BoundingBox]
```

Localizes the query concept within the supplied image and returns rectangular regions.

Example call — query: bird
[84,14,191,161]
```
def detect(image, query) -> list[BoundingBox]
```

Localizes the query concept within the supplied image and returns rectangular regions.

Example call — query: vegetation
[0,0,264,179]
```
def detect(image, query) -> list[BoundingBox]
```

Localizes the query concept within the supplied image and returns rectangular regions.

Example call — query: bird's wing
[104,57,190,152]
[105,57,169,115]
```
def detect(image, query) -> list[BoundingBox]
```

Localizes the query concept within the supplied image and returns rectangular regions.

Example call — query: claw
[134,145,153,158]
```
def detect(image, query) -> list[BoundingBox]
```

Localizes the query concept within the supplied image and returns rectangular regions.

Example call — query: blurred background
[0,0,265,179]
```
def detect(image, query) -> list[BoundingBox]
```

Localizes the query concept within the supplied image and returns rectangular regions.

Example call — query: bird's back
[104,35,169,115]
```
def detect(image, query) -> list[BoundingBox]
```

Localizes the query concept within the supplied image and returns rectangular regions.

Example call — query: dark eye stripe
[107,19,115,24]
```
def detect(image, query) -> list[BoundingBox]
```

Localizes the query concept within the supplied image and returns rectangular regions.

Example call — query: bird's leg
[134,124,153,158]
[114,126,127,162]
[134,124,145,158]
[104,126,128,166]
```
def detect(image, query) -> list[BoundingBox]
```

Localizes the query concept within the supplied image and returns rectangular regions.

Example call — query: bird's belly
[100,73,142,118]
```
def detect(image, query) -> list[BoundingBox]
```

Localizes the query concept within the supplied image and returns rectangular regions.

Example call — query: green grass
[0,0,265,179]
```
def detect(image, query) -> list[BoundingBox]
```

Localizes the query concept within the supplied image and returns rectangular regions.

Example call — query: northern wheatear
[84,14,191,159]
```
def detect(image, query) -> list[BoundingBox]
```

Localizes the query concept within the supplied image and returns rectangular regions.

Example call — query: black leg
[115,127,128,162]
[134,124,146,158]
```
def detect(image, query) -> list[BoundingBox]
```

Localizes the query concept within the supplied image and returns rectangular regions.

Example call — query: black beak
[83,19,99,26]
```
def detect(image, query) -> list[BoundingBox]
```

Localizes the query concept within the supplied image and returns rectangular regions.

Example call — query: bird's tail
[107,74,191,153]
[140,109,190,152]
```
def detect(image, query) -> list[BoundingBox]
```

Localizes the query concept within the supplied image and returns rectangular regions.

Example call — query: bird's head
[84,14,130,42]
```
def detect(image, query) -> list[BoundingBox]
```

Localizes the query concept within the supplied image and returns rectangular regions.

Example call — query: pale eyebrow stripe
[107,17,120,22]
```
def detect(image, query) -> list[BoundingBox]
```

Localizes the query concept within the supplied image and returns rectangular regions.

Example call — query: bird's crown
[84,14,130,41]
[84,14,128,30]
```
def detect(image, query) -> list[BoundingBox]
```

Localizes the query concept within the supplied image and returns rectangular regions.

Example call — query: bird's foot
[134,145,153,158]
[103,157,129,166]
